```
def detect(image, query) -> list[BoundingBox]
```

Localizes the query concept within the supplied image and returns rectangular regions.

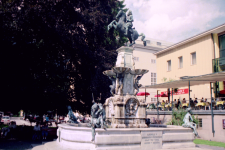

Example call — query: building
[144,23,225,143]
[133,37,173,104]
[155,23,225,101]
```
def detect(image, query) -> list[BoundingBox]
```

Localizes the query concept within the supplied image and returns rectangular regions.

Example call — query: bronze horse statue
[108,10,146,47]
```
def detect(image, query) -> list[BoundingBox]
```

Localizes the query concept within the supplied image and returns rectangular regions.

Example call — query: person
[45,115,49,124]
[41,122,48,140]
[205,98,207,102]
[33,122,41,140]
[182,98,186,103]
[125,10,133,36]
[161,100,165,111]
[194,98,198,104]
[177,99,181,109]
[9,121,17,139]
[201,97,204,102]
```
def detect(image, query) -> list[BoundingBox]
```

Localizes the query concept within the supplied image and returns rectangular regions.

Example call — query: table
[182,103,189,107]
[216,101,225,110]
[216,101,225,105]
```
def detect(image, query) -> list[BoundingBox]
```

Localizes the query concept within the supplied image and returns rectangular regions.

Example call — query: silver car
[1,116,10,125]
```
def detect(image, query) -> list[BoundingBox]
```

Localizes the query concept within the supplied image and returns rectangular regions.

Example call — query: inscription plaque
[141,131,162,150]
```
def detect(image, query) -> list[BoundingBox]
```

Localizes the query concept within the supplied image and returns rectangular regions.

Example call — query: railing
[212,57,225,72]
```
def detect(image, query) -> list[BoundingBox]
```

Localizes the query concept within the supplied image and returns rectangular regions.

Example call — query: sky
[123,0,225,44]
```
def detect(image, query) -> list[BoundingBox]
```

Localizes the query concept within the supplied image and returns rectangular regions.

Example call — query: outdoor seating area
[146,97,225,111]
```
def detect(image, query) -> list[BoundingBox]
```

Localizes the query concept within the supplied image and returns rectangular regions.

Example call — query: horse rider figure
[125,10,133,36]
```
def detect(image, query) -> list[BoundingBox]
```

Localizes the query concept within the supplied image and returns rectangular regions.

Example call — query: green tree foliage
[0,0,127,115]
[167,108,198,126]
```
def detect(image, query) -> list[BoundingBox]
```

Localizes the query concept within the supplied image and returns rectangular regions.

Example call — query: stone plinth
[36,124,199,150]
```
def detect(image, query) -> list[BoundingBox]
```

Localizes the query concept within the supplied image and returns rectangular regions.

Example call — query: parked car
[1,116,10,125]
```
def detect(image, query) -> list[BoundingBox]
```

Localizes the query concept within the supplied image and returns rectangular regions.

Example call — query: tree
[0,0,127,115]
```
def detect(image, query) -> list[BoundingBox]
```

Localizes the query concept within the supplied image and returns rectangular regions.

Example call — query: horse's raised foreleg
[108,20,118,31]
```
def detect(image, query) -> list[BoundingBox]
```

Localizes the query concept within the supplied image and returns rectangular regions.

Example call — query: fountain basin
[112,67,131,74]
[103,70,116,76]
[37,124,197,150]
[130,69,149,75]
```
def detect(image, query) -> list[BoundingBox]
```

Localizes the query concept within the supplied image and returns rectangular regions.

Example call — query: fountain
[33,9,200,150]
[103,46,149,128]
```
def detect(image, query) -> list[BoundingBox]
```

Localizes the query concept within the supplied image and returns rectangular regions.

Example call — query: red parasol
[137,92,150,96]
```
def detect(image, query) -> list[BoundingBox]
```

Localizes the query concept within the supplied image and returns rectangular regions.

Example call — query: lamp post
[157,90,159,119]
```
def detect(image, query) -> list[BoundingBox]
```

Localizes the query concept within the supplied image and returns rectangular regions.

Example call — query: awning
[141,71,225,89]
[154,94,168,97]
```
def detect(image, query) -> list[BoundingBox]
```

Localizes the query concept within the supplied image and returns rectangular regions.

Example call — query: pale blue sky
[123,0,225,43]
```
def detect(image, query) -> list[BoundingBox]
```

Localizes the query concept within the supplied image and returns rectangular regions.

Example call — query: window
[191,52,196,65]
[151,98,157,102]
[167,60,171,71]
[133,57,139,62]
[178,56,183,68]
[151,73,157,85]
[219,34,225,57]
[151,59,156,64]
[198,118,202,128]
[157,42,161,46]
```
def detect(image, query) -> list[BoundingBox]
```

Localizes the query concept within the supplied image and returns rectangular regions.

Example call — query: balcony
[212,57,225,72]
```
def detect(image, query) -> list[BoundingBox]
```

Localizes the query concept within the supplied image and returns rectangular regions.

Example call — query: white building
[133,37,173,104]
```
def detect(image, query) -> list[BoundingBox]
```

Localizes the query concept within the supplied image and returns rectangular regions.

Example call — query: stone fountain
[103,46,149,128]
[33,9,201,150]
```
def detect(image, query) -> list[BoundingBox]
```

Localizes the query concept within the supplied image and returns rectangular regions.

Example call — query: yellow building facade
[155,24,225,102]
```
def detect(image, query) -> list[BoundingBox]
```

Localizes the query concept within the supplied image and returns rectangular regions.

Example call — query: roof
[142,71,225,89]
[134,44,163,51]
[155,23,225,55]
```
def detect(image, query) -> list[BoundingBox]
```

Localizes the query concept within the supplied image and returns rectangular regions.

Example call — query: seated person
[42,122,48,140]
[32,122,41,140]
[165,100,168,104]
[194,98,198,104]
[200,97,204,102]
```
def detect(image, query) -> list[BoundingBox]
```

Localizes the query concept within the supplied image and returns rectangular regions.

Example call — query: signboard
[141,131,162,150]
[161,88,189,95]
[223,119,225,129]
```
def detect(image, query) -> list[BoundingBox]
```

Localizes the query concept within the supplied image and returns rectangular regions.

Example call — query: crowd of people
[147,97,219,111]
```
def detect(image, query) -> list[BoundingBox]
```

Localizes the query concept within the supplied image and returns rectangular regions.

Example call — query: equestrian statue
[108,10,146,47]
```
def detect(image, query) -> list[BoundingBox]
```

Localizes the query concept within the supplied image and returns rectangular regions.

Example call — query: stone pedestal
[105,95,147,128]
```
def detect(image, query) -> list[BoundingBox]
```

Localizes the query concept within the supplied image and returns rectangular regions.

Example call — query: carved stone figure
[96,103,107,129]
[182,108,198,136]
[67,106,78,124]
[116,73,124,95]
[107,10,146,47]
[134,74,143,96]
[125,98,138,116]
[91,101,107,142]
[109,76,116,95]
